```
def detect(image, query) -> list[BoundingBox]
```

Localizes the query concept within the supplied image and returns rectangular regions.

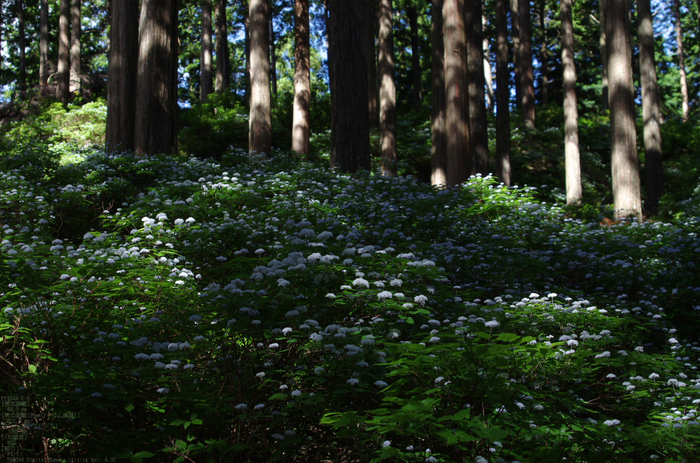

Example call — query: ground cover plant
[1,147,700,463]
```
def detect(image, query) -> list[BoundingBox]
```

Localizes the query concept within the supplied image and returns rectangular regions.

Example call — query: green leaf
[28,364,37,374]
[125,403,135,413]
[191,419,203,425]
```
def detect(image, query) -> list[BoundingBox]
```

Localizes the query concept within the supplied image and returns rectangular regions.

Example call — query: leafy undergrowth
[1,149,700,463]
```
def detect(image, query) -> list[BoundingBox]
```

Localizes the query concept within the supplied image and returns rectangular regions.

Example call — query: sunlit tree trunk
[106,0,139,152]
[443,0,471,186]
[431,0,447,186]
[561,0,581,204]
[70,0,81,93]
[538,0,549,106]
[292,0,310,155]
[215,0,230,93]
[408,5,422,112]
[378,0,397,175]
[519,0,535,127]
[673,0,689,122]
[134,0,179,156]
[329,0,370,172]
[201,0,213,102]
[496,0,511,185]
[606,0,641,219]
[483,12,494,114]
[40,0,49,88]
[17,0,26,100]
[638,0,662,216]
[466,0,488,175]
[248,0,271,155]
[57,0,70,101]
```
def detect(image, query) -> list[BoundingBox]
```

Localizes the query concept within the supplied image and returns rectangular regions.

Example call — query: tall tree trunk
[366,0,378,127]
[70,0,81,93]
[40,0,49,88]
[57,0,70,101]
[638,0,662,216]
[466,0,488,175]
[538,0,549,106]
[269,10,277,98]
[292,0,310,155]
[561,0,582,204]
[408,5,422,112]
[106,0,139,152]
[483,12,494,113]
[17,0,26,100]
[606,0,641,219]
[496,0,511,186]
[518,0,535,126]
[329,0,370,172]
[444,0,471,186]
[599,0,608,110]
[509,0,521,111]
[431,0,447,185]
[244,4,251,103]
[201,0,213,102]
[134,0,179,156]
[249,0,271,154]
[378,0,397,175]
[215,0,230,93]
[673,0,689,122]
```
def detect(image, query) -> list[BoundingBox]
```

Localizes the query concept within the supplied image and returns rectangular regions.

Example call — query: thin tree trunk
[466,0,488,175]
[673,0,689,122]
[599,0,608,110]
[106,0,139,152]
[606,0,641,219]
[269,10,277,98]
[70,0,81,93]
[134,0,179,156]
[329,0,370,172]
[215,0,230,93]
[57,0,70,101]
[201,0,213,102]
[638,0,662,216]
[483,12,494,113]
[561,0,582,204]
[366,0,378,127]
[244,4,251,103]
[431,0,447,186]
[519,0,535,126]
[40,0,49,88]
[510,0,521,111]
[292,0,310,155]
[496,0,511,186]
[378,0,397,175]
[538,0,549,106]
[408,5,422,112]
[17,0,26,100]
[249,0,272,154]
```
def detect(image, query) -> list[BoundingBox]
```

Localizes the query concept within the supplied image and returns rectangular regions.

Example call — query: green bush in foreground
[1,150,699,462]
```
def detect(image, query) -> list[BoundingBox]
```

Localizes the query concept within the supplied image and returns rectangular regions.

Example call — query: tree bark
[561,0,582,205]
[673,0,689,122]
[509,0,521,111]
[538,0,549,106]
[134,0,179,156]
[431,0,447,186]
[57,0,71,101]
[483,12,494,114]
[292,0,311,155]
[17,0,26,100]
[39,0,49,88]
[606,0,641,219]
[105,0,139,152]
[465,0,488,175]
[365,0,378,127]
[201,0,213,102]
[249,0,272,154]
[443,0,471,186]
[70,0,81,93]
[215,0,230,93]
[378,0,397,175]
[496,0,511,186]
[519,0,535,126]
[638,0,662,216]
[329,0,370,172]
[408,5,422,112]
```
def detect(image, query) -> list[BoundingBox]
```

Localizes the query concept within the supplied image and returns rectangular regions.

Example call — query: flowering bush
[1,149,699,462]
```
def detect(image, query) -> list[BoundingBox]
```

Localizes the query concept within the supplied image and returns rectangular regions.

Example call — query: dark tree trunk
[215,0,230,93]
[244,3,251,102]
[57,0,70,101]
[134,0,179,156]
[365,0,378,127]
[106,0,139,152]
[518,0,535,126]
[465,0,488,175]
[638,0,662,216]
[431,0,447,186]
[269,10,277,98]
[201,0,213,102]
[17,0,26,100]
[378,0,397,175]
[40,0,49,88]
[329,0,370,172]
[70,0,81,93]
[408,5,422,112]
[561,0,582,204]
[292,0,310,155]
[606,0,640,219]
[249,0,271,154]
[496,0,511,185]
[538,0,549,106]
[509,0,521,111]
